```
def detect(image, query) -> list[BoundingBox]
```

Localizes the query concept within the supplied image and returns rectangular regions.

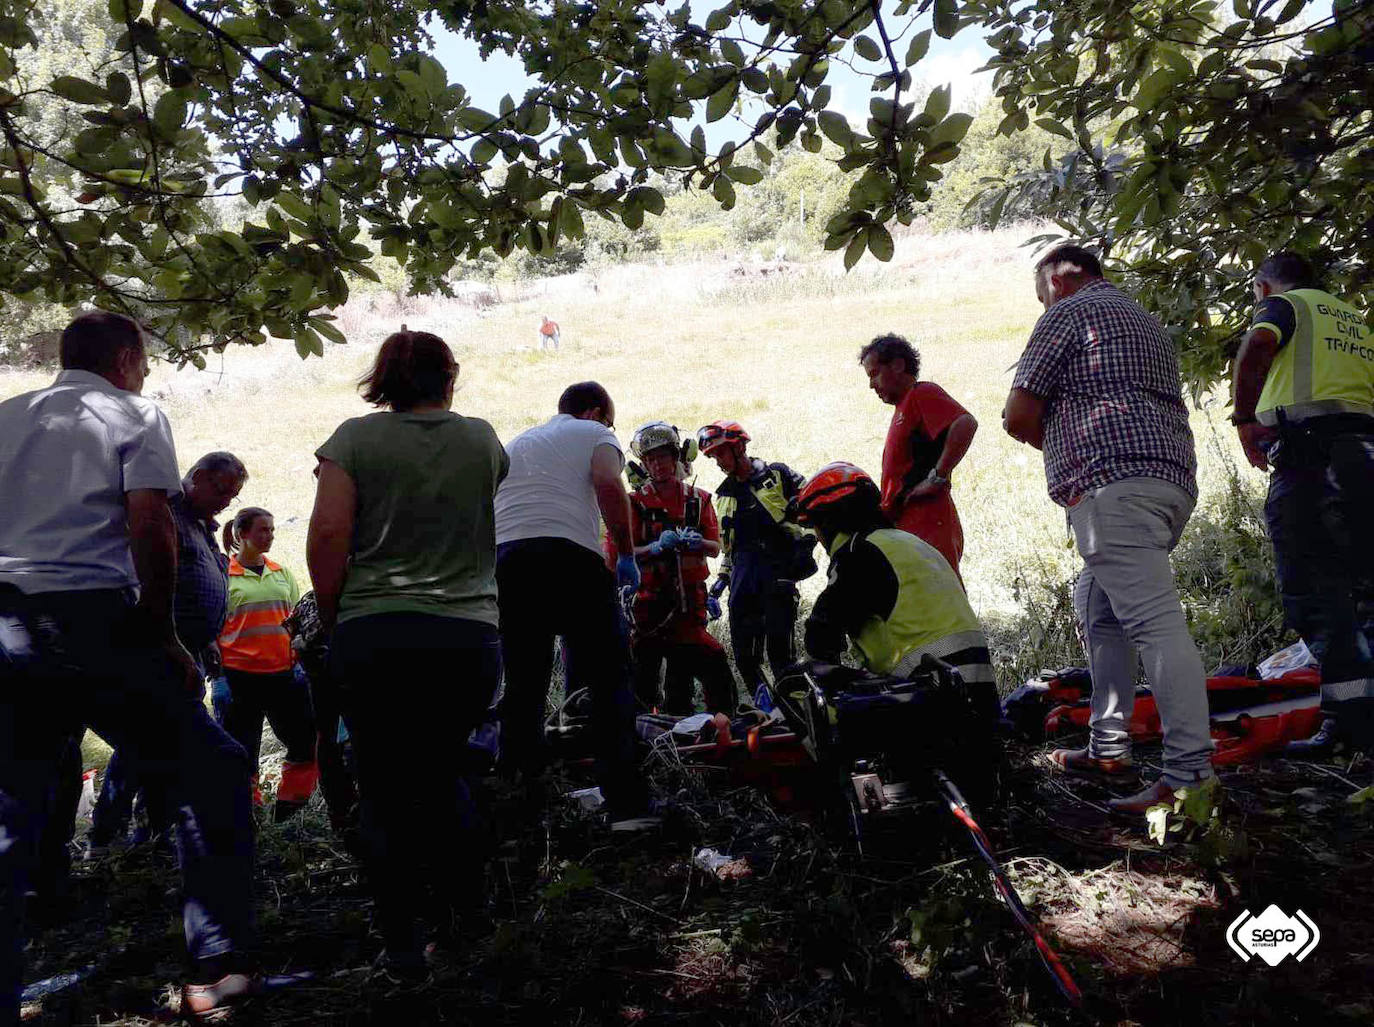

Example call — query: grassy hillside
[0,225,1256,647]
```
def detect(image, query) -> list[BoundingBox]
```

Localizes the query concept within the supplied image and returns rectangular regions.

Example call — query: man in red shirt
[860,334,978,575]
[618,422,737,714]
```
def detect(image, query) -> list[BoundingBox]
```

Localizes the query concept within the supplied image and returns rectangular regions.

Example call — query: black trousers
[728,583,799,691]
[1266,416,1374,735]
[496,538,647,817]
[632,632,738,715]
[219,668,316,771]
[297,648,358,835]
[331,612,500,958]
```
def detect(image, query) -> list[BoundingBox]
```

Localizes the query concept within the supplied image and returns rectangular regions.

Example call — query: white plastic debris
[1257,640,1317,679]
[670,713,714,736]
[566,786,605,811]
[76,770,96,821]
[693,847,752,880]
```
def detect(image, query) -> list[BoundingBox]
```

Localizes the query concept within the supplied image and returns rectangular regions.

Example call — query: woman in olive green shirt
[307,329,507,972]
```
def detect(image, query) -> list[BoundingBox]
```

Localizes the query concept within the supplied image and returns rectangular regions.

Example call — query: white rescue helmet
[630,421,699,465]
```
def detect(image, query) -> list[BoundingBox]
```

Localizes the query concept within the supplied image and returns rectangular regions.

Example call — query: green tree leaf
[905,29,931,67]
[853,35,883,62]
[867,224,894,261]
[50,76,109,105]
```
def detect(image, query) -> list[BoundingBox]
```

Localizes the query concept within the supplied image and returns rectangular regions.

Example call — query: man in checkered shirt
[1003,245,1214,815]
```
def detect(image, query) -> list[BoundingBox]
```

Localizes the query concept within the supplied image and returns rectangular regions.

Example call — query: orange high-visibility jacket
[218,556,300,674]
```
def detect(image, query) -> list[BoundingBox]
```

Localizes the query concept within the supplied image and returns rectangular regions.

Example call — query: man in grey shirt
[0,313,257,1017]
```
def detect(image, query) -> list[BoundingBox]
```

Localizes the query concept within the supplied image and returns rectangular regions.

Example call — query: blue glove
[655,529,681,554]
[210,675,232,723]
[210,675,231,704]
[709,576,728,600]
[680,528,705,552]
[706,595,722,621]
[616,553,641,591]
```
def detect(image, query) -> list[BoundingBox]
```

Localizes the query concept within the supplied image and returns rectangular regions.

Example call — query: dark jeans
[92,665,210,845]
[1266,417,1374,728]
[32,736,82,904]
[496,538,647,816]
[0,587,253,1019]
[331,612,500,959]
[727,582,799,691]
[297,650,357,836]
[219,668,317,771]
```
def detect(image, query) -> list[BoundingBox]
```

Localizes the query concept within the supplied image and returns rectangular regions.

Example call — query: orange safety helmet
[697,420,750,455]
[796,461,879,526]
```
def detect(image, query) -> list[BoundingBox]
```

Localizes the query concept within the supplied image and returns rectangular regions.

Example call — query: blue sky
[428,6,995,149]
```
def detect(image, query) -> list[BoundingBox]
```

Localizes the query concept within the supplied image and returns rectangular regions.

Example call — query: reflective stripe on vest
[1257,289,1374,426]
[220,558,297,673]
[718,467,809,560]
[835,528,984,677]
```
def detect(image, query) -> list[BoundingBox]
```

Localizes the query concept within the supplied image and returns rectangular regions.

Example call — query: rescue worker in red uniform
[622,422,738,715]
[860,334,978,576]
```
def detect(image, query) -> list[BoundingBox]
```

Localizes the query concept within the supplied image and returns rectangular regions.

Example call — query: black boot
[1284,717,1340,757]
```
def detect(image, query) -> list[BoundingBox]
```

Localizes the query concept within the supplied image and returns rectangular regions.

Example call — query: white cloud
[914,48,993,111]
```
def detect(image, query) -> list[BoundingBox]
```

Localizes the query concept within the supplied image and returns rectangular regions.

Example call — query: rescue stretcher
[1000,666,1324,765]
[546,659,1081,1006]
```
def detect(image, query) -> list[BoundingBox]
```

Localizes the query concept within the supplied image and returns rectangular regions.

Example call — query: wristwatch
[1228,412,1257,426]
[924,470,950,486]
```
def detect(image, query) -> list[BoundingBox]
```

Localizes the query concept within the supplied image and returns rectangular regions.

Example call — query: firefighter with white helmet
[619,421,738,714]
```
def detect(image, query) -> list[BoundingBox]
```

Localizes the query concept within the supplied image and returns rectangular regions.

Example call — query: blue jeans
[0,587,254,1018]
[1266,417,1374,723]
[331,613,500,959]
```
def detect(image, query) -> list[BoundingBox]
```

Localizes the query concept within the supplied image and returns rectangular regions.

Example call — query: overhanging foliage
[0,0,1368,384]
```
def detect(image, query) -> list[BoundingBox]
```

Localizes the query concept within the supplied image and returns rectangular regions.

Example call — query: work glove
[616,553,641,592]
[652,529,681,555]
[679,528,705,552]
[210,675,232,723]
[706,595,722,621]
[709,576,728,599]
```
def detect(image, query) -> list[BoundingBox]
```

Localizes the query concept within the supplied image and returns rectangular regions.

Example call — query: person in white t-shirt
[494,381,655,827]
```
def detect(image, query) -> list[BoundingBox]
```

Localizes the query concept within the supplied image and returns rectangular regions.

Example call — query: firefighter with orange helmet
[697,420,817,698]
[796,461,998,729]
[622,421,738,714]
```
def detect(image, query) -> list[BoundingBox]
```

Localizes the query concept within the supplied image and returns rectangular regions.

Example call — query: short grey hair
[185,451,247,483]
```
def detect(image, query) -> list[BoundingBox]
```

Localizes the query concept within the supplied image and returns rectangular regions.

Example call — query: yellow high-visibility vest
[1255,288,1373,426]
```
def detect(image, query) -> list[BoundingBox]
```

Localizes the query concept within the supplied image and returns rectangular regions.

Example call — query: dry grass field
[0,225,1253,626]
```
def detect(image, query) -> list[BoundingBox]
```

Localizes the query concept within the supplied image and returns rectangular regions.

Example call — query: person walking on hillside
[89,451,247,851]
[494,381,656,829]
[1002,244,1215,815]
[309,329,508,974]
[1230,251,1374,753]
[217,507,318,819]
[621,422,737,715]
[0,311,256,1018]
[539,316,561,352]
[860,334,977,576]
[696,420,817,702]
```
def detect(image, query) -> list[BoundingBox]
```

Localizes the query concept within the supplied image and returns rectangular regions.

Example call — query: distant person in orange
[860,334,978,576]
[539,316,561,352]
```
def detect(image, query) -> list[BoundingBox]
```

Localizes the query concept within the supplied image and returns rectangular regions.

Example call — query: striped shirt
[219,555,299,673]
[1013,279,1197,506]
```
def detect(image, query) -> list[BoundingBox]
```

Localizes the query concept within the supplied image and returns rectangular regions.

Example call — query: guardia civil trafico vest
[1256,289,1374,426]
